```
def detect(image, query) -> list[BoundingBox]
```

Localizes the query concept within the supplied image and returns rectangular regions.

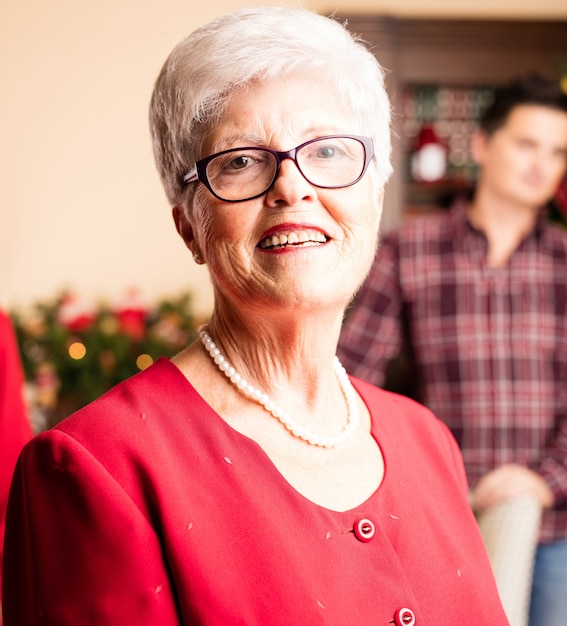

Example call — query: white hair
[149,6,392,206]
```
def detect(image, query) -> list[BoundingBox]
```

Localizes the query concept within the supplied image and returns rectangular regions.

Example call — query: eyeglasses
[182,134,374,203]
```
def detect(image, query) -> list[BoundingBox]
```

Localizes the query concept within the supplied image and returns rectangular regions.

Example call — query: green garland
[10,291,200,427]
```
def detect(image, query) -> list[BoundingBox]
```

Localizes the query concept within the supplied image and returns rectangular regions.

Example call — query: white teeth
[287,232,299,244]
[259,229,328,249]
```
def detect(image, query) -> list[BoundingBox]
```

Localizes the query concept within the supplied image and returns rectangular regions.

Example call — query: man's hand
[473,463,554,512]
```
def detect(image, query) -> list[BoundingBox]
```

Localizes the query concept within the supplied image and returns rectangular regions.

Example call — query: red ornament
[115,289,148,341]
[57,293,96,332]
[410,124,447,183]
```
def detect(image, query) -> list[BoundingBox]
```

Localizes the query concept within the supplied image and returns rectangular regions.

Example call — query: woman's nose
[265,158,317,205]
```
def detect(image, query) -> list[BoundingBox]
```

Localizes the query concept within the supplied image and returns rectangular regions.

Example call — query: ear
[173,205,196,251]
[470,130,489,166]
[171,205,195,244]
[173,206,206,264]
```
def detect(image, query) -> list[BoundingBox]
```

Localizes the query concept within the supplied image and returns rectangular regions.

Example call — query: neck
[467,190,540,267]
[210,299,343,376]
[203,299,347,426]
[199,326,359,448]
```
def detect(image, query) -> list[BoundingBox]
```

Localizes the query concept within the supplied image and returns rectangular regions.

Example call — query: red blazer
[3,359,508,625]
[0,311,32,600]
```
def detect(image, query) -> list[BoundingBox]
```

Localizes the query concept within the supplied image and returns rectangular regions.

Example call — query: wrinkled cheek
[360,205,383,269]
[361,204,383,253]
[192,203,220,260]
[207,243,252,292]
[360,232,379,271]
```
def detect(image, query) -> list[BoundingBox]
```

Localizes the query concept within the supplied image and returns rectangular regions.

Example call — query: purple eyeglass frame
[181,134,374,203]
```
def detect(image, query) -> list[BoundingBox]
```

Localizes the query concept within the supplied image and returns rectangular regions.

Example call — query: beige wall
[2,0,567,316]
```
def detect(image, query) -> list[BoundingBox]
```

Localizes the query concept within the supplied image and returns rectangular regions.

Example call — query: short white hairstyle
[149,6,392,207]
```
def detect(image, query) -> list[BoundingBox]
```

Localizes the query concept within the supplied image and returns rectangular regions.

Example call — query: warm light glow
[68,342,87,360]
[136,354,153,370]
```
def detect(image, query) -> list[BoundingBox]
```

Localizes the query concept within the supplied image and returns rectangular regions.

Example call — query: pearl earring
[193,251,204,265]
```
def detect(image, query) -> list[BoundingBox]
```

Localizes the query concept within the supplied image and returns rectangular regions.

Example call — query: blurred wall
[2,0,567,316]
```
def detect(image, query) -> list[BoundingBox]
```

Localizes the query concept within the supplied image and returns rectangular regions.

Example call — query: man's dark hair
[479,73,567,135]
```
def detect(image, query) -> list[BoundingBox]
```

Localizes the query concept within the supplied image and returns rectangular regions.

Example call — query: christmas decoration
[10,290,201,428]
[410,123,448,183]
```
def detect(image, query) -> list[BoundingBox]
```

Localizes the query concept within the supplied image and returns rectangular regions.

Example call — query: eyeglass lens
[205,136,366,201]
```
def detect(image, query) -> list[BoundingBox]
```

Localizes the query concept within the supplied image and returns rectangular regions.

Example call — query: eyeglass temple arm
[183,167,198,185]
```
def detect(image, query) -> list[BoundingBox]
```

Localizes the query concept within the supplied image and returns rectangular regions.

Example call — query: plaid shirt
[338,203,567,542]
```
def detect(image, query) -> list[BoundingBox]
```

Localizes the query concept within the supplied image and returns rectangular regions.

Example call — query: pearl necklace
[199,327,359,448]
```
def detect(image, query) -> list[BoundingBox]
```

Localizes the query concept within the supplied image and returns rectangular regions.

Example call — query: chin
[515,182,558,207]
[510,190,551,209]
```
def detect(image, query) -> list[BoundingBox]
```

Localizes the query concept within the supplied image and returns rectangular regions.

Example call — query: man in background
[338,74,567,626]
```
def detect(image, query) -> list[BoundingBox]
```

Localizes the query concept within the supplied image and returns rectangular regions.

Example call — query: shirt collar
[450,197,547,247]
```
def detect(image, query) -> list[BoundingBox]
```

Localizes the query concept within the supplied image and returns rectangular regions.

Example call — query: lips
[258,228,329,250]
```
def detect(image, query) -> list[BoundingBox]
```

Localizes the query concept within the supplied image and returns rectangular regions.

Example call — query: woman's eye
[228,155,251,170]
[317,146,336,159]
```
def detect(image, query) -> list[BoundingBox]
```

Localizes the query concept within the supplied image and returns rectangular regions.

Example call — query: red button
[395,607,416,625]
[353,518,375,542]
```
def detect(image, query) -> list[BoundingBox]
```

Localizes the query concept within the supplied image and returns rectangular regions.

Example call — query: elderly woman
[3,7,507,626]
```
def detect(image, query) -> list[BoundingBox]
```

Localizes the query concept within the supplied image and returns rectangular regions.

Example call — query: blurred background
[2,0,566,424]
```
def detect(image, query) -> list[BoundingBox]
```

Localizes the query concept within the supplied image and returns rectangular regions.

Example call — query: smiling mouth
[258,229,329,250]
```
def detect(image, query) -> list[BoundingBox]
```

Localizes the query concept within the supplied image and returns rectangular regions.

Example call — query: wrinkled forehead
[196,74,358,154]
